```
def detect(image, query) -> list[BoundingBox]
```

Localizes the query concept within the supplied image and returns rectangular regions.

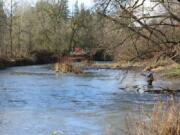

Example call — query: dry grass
[126,101,180,135]
[141,58,180,79]
[154,64,180,79]
[54,62,82,74]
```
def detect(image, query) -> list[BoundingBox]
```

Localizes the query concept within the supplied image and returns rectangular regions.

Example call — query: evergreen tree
[74,0,79,17]
[61,0,69,21]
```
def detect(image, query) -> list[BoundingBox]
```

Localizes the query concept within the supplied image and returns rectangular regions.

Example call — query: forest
[0,0,179,63]
[0,0,109,63]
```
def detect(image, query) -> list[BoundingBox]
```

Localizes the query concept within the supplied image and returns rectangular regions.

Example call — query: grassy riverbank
[92,60,180,80]
[154,65,180,79]
[82,60,180,80]
[1,55,180,81]
[54,59,180,80]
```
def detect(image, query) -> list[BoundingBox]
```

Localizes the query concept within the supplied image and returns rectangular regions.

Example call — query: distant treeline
[0,0,179,63]
[0,0,101,58]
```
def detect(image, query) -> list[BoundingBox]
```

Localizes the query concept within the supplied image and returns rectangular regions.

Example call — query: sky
[69,0,94,8]
[5,0,94,10]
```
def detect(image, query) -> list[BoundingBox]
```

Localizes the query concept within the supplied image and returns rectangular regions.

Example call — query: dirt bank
[0,51,58,69]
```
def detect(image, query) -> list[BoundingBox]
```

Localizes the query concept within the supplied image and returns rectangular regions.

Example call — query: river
[0,65,179,135]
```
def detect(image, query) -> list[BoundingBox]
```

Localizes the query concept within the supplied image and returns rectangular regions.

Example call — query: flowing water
[0,65,179,135]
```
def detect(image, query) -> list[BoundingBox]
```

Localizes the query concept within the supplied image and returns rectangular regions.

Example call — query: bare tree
[0,0,6,56]
[9,0,13,57]
[95,0,180,62]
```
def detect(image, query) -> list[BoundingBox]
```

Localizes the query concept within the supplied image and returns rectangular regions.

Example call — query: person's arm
[141,71,147,76]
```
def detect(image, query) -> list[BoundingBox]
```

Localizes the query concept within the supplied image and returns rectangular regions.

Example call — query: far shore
[1,56,180,81]
[54,60,180,80]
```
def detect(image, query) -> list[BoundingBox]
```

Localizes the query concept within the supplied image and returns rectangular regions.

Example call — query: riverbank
[1,55,180,81]
[0,57,56,69]
[153,64,180,79]
[54,60,180,80]
[0,57,36,69]
[0,50,58,69]
[87,61,180,80]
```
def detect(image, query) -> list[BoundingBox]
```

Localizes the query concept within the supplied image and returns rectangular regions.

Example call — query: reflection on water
[0,65,179,135]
